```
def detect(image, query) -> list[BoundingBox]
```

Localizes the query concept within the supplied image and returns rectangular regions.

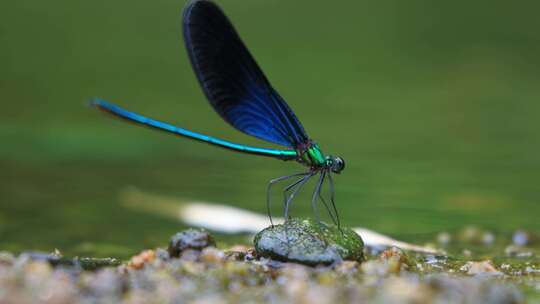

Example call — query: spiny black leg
[283,175,307,221]
[282,171,315,206]
[284,172,314,220]
[317,170,339,226]
[266,172,309,227]
[280,173,312,246]
[283,174,309,207]
[327,172,342,230]
[310,171,325,224]
[318,192,338,226]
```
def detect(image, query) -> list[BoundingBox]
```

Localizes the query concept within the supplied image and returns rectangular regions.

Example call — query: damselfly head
[327,156,345,174]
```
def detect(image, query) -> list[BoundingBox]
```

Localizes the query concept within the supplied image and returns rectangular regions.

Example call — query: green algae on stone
[254,218,364,266]
[20,251,121,270]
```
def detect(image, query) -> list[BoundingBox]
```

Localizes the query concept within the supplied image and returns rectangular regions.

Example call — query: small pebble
[504,245,534,258]
[155,248,170,261]
[461,260,502,276]
[334,261,359,275]
[200,247,225,265]
[437,232,452,245]
[179,249,201,262]
[512,230,530,246]
[482,232,495,246]
[0,251,15,265]
[168,229,216,258]
[228,245,250,253]
[459,226,482,243]
[128,250,155,269]
[379,247,414,273]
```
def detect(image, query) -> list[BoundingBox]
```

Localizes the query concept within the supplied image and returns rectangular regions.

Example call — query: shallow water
[1,0,540,258]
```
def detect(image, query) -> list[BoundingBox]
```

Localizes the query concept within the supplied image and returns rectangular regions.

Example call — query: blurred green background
[1,0,539,258]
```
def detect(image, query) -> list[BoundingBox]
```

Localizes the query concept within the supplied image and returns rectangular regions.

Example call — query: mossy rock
[254,218,364,266]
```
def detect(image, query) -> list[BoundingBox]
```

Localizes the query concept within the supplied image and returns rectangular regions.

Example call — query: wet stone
[168,229,216,258]
[254,218,364,266]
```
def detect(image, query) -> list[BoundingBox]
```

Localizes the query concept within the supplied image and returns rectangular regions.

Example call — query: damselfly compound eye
[331,156,345,173]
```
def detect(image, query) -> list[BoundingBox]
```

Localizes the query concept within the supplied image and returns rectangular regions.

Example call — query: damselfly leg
[266,172,310,226]
[316,170,339,226]
[283,172,315,220]
[267,170,341,229]
[327,172,341,230]
[310,171,326,223]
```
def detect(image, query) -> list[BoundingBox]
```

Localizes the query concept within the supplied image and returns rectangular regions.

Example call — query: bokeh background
[1,0,539,258]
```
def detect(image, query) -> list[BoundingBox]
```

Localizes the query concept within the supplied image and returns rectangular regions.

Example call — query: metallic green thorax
[300,144,326,167]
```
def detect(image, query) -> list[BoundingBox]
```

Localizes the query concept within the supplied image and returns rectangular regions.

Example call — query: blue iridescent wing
[183,0,309,148]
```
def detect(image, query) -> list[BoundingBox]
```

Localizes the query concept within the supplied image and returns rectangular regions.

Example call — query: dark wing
[182,0,309,148]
